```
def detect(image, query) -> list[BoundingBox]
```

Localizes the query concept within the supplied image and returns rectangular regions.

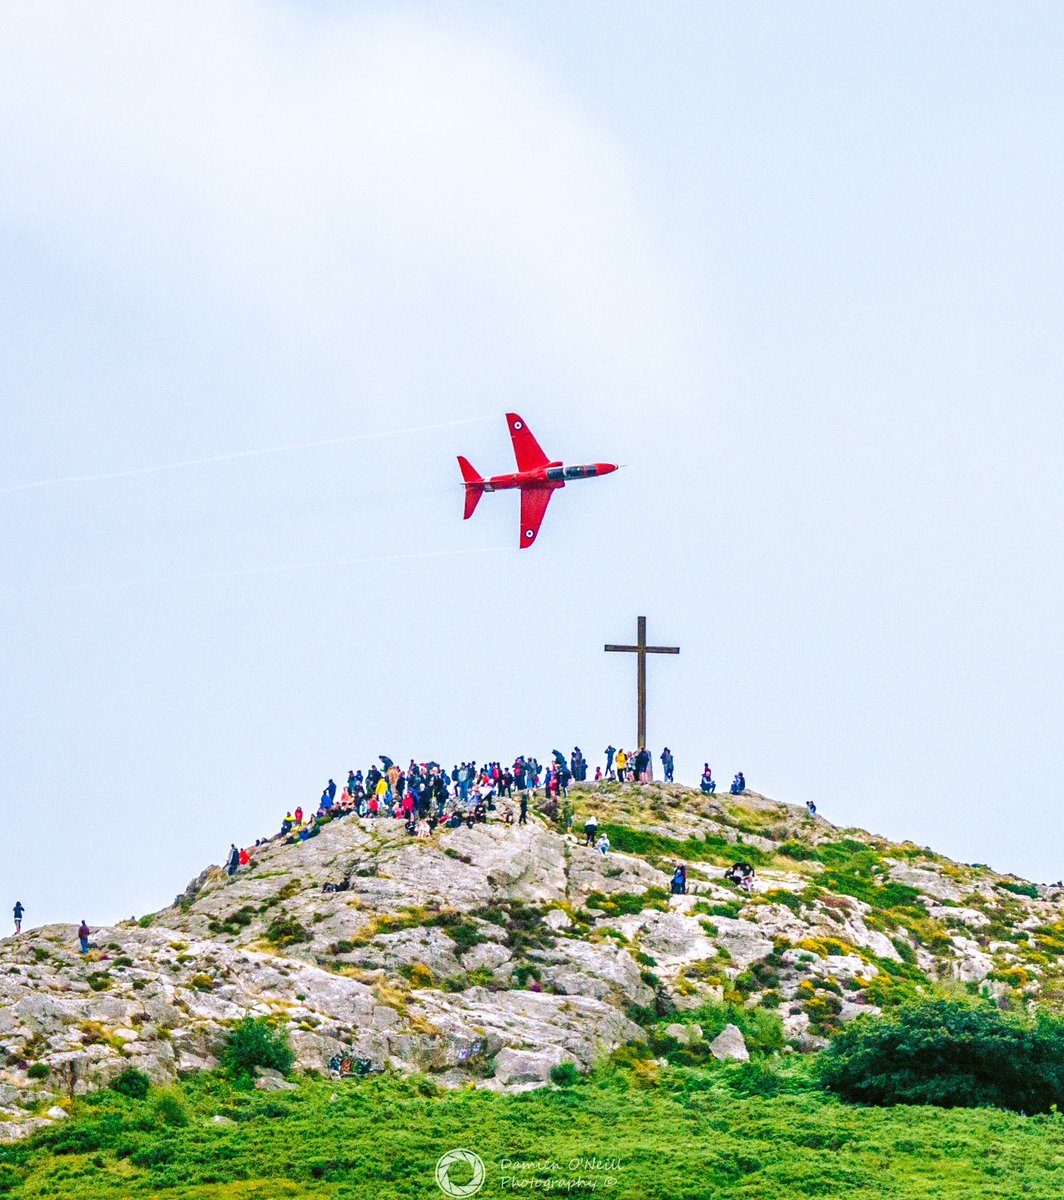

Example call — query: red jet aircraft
[458,413,618,548]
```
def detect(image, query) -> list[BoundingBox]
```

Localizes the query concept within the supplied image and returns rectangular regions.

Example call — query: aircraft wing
[506,413,550,472]
[519,487,555,548]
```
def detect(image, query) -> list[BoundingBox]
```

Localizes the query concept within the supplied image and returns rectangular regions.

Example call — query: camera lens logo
[435,1148,486,1197]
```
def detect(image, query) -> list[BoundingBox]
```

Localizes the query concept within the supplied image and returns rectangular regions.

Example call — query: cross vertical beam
[605,615,680,749]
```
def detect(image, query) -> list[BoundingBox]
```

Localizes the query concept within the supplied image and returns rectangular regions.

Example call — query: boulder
[663,1022,702,1045]
[493,1045,573,1086]
[254,1069,297,1092]
[708,1024,748,1062]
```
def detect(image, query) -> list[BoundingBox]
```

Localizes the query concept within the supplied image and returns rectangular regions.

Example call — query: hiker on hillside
[806,800,817,815]
[281,811,294,835]
[226,843,240,876]
[661,747,674,783]
[13,901,24,935]
[596,832,610,855]
[605,745,616,775]
[77,921,91,954]
[725,862,755,892]
[519,794,528,826]
[615,749,627,781]
[730,772,746,795]
[584,814,599,846]
[671,865,687,894]
[700,765,716,794]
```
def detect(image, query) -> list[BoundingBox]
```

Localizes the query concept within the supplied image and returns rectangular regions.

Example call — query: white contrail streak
[0,416,491,498]
[0,544,509,602]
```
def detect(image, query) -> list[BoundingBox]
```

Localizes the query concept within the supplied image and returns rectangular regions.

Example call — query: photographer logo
[435,1148,486,1197]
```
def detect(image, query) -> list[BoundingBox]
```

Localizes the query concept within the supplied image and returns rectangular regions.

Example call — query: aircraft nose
[596,463,618,475]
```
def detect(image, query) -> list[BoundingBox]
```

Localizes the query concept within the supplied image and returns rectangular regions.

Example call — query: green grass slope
[2,1067,1062,1200]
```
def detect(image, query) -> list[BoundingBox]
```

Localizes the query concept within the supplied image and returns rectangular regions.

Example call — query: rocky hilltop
[1,782,1062,1140]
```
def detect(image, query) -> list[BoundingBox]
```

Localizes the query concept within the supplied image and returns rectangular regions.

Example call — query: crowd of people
[221,745,745,874]
[7,747,753,946]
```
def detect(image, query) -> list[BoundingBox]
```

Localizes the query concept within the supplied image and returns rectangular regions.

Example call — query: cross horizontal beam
[604,645,679,654]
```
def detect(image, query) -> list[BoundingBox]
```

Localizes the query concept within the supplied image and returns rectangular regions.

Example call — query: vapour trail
[0,415,492,498]
[0,544,509,602]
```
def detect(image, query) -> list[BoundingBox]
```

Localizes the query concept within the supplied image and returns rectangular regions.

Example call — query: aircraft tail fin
[458,456,485,520]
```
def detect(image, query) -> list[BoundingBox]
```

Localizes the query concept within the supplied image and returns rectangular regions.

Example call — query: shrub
[110,1068,151,1100]
[776,841,817,861]
[820,998,1064,1112]
[998,880,1039,899]
[550,1062,582,1087]
[26,1063,50,1080]
[152,1089,189,1127]
[86,972,111,992]
[220,1017,294,1078]
[401,963,434,988]
[265,916,309,947]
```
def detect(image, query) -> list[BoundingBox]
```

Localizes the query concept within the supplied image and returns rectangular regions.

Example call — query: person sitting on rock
[671,865,687,895]
[583,814,599,846]
[502,807,514,825]
[416,818,430,839]
[806,800,817,815]
[730,772,746,795]
[724,861,755,891]
[596,832,611,856]
[700,765,716,794]
[280,812,294,835]
[473,800,487,823]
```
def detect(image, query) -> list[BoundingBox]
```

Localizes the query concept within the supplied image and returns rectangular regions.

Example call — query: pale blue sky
[2,2,1061,928]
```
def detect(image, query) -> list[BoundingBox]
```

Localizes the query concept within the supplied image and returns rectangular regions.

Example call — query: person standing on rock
[614,748,627,782]
[605,745,616,776]
[13,901,24,934]
[227,843,240,876]
[584,814,599,846]
[519,793,528,825]
[661,747,675,783]
[77,921,91,954]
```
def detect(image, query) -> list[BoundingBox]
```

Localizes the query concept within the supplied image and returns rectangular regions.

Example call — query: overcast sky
[2,2,1061,929]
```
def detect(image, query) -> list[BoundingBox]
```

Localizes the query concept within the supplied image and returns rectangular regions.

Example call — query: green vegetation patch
[821,997,1064,1113]
[599,822,769,867]
[4,1064,1062,1198]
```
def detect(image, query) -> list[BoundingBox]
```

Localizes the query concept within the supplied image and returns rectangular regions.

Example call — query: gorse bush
[110,1068,151,1100]
[265,916,309,947]
[549,1062,581,1087]
[220,1017,294,1078]
[820,998,1064,1112]
[151,1089,189,1128]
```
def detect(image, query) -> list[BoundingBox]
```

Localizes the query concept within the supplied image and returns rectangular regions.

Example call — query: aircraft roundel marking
[524,529,534,538]
[513,420,523,430]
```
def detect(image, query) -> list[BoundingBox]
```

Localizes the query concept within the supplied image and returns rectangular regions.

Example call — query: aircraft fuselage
[481,462,617,492]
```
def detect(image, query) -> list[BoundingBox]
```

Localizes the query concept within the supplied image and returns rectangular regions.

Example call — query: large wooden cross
[604,615,679,750]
